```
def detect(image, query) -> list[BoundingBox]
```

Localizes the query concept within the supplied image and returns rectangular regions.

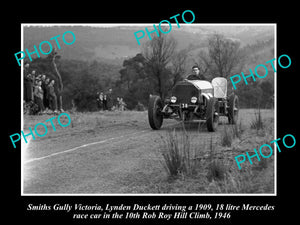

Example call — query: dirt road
[22,109,274,194]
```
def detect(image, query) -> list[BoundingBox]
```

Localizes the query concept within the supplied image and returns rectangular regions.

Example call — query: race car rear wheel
[148,95,163,130]
[228,94,239,124]
[206,97,219,132]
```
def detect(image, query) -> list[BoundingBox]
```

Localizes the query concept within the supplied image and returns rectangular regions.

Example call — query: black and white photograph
[5,5,298,224]
[21,24,276,195]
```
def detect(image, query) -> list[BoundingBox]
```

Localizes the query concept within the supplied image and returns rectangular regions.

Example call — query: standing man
[41,74,49,112]
[34,80,45,114]
[96,92,104,111]
[48,80,58,114]
[106,88,113,111]
[23,63,30,102]
[99,92,104,110]
[103,94,107,111]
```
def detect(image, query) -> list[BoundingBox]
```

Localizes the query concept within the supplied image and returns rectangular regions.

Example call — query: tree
[143,32,177,99]
[199,34,245,79]
[67,69,102,111]
[119,53,146,91]
[169,48,189,90]
[117,53,151,109]
[259,80,274,108]
[50,48,64,111]
[235,79,263,108]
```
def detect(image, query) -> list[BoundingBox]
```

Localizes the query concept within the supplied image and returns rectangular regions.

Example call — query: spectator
[31,70,36,77]
[22,63,66,115]
[96,92,100,109]
[34,80,45,114]
[41,75,50,111]
[71,99,77,112]
[32,70,38,84]
[24,73,34,102]
[44,77,51,112]
[99,92,104,110]
[48,80,58,113]
[23,63,30,102]
[36,73,42,81]
[96,92,104,111]
[103,94,107,110]
[106,88,113,110]
[116,97,121,110]
[24,63,30,76]
[135,101,144,111]
[119,98,126,111]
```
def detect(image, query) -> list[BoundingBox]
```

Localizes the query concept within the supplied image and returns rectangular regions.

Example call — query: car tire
[148,95,163,130]
[206,97,219,132]
[228,94,239,124]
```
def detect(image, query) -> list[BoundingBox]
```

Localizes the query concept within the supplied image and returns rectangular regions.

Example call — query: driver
[186,65,207,80]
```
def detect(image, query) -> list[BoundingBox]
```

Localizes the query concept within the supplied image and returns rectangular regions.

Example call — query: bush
[160,129,197,178]
[207,136,227,181]
[220,126,233,147]
[250,108,264,130]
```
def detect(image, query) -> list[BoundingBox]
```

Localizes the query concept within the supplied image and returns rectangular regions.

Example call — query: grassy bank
[156,109,275,194]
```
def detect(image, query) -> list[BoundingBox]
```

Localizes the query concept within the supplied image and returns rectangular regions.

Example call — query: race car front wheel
[148,95,163,130]
[206,97,219,132]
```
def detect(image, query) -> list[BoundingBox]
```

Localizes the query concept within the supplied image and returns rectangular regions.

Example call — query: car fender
[201,93,213,101]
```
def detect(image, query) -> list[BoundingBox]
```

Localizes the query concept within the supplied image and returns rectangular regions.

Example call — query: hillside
[242,38,275,83]
[24,25,275,111]
[23,24,275,66]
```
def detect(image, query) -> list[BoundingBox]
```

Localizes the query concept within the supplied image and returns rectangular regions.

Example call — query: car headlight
[170,96,177,103]
[191,96,197,104]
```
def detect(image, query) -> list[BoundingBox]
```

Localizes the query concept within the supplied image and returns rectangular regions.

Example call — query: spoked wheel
[148,95,163,130]
[228,94,239,124]
[206,97,219,132]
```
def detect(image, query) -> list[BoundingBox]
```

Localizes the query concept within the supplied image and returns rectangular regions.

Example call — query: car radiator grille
[172,84,198,103]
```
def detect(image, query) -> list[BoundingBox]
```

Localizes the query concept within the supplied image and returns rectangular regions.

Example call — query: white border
[21,24,24,194]
[21,23,277,196]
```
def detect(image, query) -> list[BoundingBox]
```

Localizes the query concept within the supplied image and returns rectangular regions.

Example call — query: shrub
[207,136,227,181]
[160,129,197,178]
[220,125,233,147]
[250,108,264,130]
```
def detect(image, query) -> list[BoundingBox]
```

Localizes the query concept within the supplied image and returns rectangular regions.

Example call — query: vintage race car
[148,77,239,132]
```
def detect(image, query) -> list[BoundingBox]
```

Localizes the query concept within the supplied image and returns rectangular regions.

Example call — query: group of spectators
[116,97,127,111]
[23,63,63,115]
[96,89,127,111]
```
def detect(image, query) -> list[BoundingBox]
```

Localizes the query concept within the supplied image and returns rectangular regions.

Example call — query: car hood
[186,80,213,90]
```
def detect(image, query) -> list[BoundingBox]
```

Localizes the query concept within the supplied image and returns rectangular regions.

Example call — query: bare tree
[50,48,64,111]
[169,48,189,89]
[196,50,211,76]
[198,33,245,78]
[143,31,177,99]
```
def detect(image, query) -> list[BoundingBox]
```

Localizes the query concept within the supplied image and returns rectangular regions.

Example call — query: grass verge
[157,109,275,194]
